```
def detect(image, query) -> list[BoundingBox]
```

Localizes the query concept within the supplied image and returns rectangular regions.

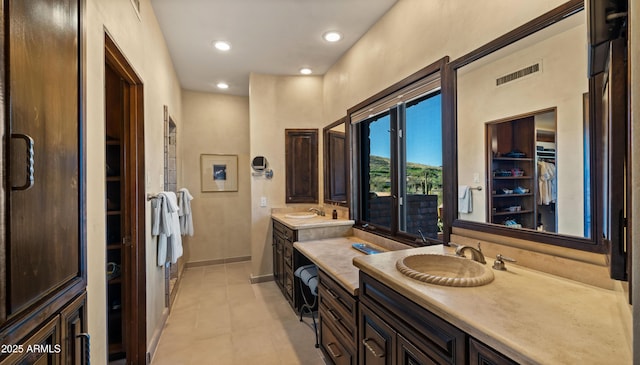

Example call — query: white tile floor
[151,262,326,365]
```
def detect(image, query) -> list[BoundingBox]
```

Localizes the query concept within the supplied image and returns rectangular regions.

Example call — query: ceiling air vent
[496,63,541,86]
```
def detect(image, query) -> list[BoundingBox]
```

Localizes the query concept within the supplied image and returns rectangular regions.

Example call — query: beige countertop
[293,237,386,296]
[272,213,354,230]
[353,245,632,365]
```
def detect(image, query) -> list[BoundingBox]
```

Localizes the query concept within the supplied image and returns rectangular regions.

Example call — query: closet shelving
[486,117,537,229]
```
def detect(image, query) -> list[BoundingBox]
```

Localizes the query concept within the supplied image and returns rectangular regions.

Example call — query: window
[352,71,444,245]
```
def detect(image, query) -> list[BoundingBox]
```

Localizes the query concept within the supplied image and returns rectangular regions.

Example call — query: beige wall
[248,73,324,279]
[180,91,251,264]
[322,0,567,123]
[86,0,182,362]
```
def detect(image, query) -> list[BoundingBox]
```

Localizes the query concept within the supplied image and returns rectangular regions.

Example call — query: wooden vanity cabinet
[468,339,518,365]
[359,273,517,365]
[318,270,358,365]
[273,221,297,307]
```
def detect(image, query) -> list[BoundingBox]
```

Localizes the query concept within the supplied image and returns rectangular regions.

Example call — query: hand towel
[155,191,183,266]
[458,185,472,214]
[178,188,194,236]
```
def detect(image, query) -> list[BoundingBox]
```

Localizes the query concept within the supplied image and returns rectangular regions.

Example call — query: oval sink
[284,212,317,219]
[396,254,494,287]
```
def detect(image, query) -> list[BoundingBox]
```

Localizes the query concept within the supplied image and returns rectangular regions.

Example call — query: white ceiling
[150,0,398,96]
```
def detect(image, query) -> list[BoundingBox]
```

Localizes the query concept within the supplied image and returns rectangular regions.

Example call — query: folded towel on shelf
[458,185,473,214]
[178,188,194,236]
[151,191,183,266]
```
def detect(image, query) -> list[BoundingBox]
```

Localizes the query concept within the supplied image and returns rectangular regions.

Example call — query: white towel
[151,192,183,266]
[458,185,472,214]
[178,188,194,236]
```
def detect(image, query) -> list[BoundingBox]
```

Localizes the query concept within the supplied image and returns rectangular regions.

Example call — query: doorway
[104,33,147,364]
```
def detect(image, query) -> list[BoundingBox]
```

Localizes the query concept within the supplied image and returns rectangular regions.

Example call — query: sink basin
[396,254,494,287]
[284,212,317,219]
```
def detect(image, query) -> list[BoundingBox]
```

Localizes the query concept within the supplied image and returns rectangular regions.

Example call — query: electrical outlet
[473,173,480,183]
[260,196,267,207]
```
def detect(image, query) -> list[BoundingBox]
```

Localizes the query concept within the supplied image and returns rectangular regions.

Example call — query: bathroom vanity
[271,213,354,310]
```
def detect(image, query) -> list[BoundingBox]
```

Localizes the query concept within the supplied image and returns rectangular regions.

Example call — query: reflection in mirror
[324,118,348,206]
[456,9,591,239]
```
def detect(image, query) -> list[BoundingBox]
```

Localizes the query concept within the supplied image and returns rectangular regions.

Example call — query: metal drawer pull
[362,338,385,358]
[326,342,342,358]
[11,133,35,191]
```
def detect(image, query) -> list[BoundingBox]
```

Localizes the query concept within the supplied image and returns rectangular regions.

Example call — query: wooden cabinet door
[60,294,87,365]
[1,318,61,365]
[360,304,394,365]
[6,0,81,316]
[285,129,318,203]
[469,339,517,365]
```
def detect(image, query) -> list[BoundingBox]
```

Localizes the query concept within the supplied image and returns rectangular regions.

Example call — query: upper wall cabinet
[285,129,318,203]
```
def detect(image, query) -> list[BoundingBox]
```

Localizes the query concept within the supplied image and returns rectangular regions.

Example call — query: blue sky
[369,94,443,167]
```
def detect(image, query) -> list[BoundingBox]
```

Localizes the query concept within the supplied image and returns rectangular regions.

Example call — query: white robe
[151,192,183,266]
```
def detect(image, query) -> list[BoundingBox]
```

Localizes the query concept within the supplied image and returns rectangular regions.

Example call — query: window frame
[348,57,451,246]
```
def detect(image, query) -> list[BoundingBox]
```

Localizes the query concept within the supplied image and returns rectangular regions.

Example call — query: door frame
[104,33,147,364]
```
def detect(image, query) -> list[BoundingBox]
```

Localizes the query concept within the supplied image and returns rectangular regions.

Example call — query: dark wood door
[360,304,394,365]
[285,129,318,203]
[7,0,81,316]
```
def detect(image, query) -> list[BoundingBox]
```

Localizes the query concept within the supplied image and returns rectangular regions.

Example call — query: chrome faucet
[454,242,486,264]
[308,207,325,216]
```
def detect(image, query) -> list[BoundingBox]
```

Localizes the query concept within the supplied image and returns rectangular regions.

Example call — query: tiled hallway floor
[151,262,326,365]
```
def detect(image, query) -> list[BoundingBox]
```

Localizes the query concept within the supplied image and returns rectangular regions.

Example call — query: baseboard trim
[250,274,274,284]
[147,307,170,364]
[185,255,251,268]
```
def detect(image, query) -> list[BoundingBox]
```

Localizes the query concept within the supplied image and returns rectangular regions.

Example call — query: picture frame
[201,154,238,192]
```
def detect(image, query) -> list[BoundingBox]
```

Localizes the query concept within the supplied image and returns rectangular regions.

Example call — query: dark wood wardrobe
[0,0,87,363]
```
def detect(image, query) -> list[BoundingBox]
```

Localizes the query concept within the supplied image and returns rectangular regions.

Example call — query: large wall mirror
[450,0,601,251]
[324,117,348,206]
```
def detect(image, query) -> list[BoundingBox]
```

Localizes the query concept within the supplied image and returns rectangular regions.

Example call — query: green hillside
[369,155,442,199]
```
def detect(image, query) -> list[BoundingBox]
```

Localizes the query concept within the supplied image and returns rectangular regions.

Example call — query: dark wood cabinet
[486,117,537,229]
[319,270,358,365]
[359,273,516,365]
[273,221,297,308]
[285,129,319,203]
[468,339,517,365]
[1,0,87,363]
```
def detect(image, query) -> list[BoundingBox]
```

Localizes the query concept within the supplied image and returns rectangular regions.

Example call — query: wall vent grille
[496,63,540,86]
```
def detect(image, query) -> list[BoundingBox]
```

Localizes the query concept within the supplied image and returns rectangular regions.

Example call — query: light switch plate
[260,197,267,207]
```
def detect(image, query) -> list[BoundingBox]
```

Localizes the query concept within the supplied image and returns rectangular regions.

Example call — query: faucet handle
[492,254,516,271]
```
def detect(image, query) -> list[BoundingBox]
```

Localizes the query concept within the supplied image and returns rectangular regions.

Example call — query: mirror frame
[323,117,349,207]
[446,0,604,253]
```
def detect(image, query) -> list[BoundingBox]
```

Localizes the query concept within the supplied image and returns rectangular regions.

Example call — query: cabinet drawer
[319,270,357,324]
[284,271,294,302]
[320,306,356,365]
[360,273,466,365]
[283,240,293,268]
[320,301,356,346]
[273,221,296,241]
[469,338,517,365]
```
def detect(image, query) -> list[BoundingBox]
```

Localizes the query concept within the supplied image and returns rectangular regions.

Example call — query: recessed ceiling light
[299,68,313,75]
[213,41,231,51]
[323,31,342,42]
[216,82,229,89]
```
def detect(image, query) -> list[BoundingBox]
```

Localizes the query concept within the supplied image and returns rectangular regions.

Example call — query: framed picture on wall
[201,154,238,192]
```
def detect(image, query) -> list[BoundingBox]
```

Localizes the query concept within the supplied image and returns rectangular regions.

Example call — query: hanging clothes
[537,161,556,205]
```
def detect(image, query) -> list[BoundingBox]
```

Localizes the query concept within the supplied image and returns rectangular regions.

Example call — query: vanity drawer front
[360,273,466,365]
[284,270,294,303]
[320,306,356,365]
[319,270,357,323]
[320,300,356,346]
[273,221,296,241]
[283,240,293,268]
